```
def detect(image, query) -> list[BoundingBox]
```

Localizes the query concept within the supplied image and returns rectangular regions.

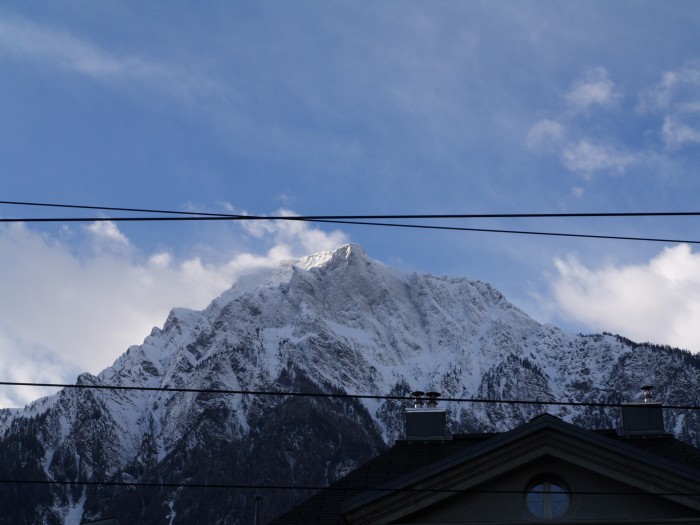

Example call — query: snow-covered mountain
[2,244,700,524]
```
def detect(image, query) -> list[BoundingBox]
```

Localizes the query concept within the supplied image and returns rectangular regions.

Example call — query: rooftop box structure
[619,385,666,436]
[404,391,447,440]
[405,407,447,440]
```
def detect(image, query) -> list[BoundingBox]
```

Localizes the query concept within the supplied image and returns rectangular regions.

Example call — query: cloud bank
[0,217,347,408]
[547,244,700,353]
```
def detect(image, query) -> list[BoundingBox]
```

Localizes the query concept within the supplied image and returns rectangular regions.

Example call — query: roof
[270,414,700,524]
[270,434,495,524]
[601,430,700,471]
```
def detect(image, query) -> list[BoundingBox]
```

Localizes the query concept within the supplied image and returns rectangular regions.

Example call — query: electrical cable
[1,381,698,411]
[0,478,698,497]
[4,200,700,243]
[0,200,241,217]
[4,200,700,219]
[2,215,700,244]
[284,218,700,245]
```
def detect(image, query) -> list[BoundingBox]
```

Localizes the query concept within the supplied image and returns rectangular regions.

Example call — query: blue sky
[2,1,700,407]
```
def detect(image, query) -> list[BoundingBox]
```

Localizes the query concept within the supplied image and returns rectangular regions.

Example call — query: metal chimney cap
[425,391,441,407]
[411,391,425,408]
[641,385,654,402]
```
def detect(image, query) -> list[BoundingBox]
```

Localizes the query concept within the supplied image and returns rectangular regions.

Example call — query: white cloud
[571,186,585,199]
[546,244,700,352]
[565,67,620,111]
[0,13,215,97]
[526,119,565,150]
[562,139,637,176]
[639,65,700,112]
[0,14,160,79]
[639,62,700,148]
[86,221,130,245]
[525,67,632,180]
[0,218,348,408]
[239,208,348,255]
[662,115,700,148]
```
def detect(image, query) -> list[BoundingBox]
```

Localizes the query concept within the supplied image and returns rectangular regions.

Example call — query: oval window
[526,480,570,519]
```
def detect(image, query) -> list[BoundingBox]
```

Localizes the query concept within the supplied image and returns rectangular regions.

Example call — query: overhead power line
[2,380,698,411]
[2,202,700,244]
[2,215,698,244]
[1,477,699,498]
[4,199,700,219]
[0,200,247,218]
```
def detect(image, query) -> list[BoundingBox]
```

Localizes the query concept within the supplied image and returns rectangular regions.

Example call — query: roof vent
[618,385,665,436]
[405,390,447,441]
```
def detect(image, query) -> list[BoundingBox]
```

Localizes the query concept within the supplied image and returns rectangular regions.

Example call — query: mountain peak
[295,243,367,271]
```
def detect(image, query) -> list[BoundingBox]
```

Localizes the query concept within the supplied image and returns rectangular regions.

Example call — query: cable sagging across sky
[1,380,698,411]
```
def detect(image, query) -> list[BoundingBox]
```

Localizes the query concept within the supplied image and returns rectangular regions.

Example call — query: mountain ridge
[1,243,699,524]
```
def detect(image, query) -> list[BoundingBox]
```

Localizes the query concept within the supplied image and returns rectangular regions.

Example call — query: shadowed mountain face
[2,244,700,524]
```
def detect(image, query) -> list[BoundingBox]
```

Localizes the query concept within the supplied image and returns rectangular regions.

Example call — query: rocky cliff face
[2,244,700,524]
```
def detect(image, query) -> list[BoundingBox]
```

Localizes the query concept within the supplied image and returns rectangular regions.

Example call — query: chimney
[405,390,447,440]
[618,385,666,436]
